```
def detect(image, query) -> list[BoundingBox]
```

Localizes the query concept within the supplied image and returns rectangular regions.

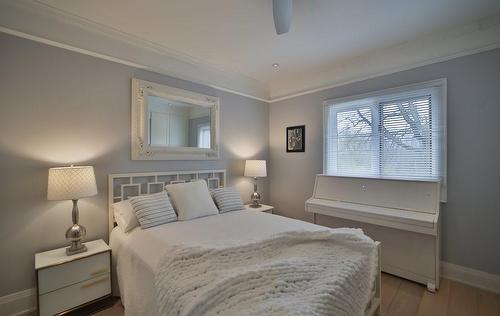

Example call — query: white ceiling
[2,0,500,100]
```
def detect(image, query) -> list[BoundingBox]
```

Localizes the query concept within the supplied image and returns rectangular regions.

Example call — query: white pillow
[113,200,140,233]
[166,180,219,221]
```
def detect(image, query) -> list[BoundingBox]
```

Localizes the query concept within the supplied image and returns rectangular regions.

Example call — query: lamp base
[66,242,87,256]
[248,203,262,208]
[65,200,88,256]
[250,190,261,208]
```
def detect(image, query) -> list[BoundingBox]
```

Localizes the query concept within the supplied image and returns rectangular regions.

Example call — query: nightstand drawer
[38,251,110,295]
[39,273,111,316]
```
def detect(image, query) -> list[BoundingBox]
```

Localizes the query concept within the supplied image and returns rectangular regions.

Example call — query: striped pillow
[211,187,245,213]
[128,191,177,229]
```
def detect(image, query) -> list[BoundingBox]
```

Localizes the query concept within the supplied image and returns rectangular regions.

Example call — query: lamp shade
[244,160,267,178]
[47,166,97,201]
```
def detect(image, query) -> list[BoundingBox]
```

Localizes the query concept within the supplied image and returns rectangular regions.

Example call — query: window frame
[323,78,447,200]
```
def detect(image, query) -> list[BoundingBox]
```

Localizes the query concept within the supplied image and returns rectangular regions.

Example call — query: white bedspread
[110,210,377,316]
[156,230,377,316]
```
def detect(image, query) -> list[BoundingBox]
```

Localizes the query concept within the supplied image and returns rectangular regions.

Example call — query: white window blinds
[379,94,438,179]
[324,80,446,199]
[327,106,375,176]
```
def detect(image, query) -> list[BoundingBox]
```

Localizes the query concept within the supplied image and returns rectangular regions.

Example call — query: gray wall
[0,33,269,296]
[1,30,499,297]
[269,48,500,276]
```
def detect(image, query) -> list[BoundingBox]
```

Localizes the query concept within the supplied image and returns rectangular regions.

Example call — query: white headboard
[108,169,226,234]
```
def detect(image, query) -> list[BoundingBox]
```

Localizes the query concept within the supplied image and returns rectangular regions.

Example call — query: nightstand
[35,239,111,316]
[245,204,274,214]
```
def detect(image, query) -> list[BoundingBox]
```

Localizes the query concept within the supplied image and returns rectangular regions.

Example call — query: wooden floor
[381,274,500,316]
[94,273,500,316]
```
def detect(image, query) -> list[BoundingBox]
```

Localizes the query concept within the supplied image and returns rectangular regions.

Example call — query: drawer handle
[90,268,109,276]
[81,276,109,289]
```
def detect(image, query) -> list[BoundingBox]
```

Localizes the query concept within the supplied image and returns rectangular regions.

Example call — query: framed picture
[286,125,305,152]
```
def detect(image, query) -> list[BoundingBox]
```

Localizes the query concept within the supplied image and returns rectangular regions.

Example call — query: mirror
[131,79,220,160]
[148,95,211,148]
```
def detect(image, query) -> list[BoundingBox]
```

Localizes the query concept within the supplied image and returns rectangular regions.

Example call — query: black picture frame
[286,125,305,152]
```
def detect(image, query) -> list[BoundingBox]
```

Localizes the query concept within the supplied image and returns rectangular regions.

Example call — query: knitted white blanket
[155,229,378,316]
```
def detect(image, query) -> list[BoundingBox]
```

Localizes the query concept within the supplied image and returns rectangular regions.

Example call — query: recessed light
[272,63,280,69]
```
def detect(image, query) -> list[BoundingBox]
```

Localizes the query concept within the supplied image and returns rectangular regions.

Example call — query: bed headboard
[108,169,226,234]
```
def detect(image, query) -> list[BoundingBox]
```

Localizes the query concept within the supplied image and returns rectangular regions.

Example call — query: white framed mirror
[131,78,220,160]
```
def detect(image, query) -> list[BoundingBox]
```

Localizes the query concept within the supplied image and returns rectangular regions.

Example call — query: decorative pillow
[128,191,177,229]
[113,200,140,233]
[165,180,219,221]
[211,187,245,213]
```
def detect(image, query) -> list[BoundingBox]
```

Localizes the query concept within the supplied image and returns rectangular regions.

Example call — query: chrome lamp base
[65,200,87,256]
[249,179,262,208]
[66,240,87,256]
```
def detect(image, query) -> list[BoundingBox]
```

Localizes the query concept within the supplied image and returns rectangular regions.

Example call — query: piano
[306,174,441,291]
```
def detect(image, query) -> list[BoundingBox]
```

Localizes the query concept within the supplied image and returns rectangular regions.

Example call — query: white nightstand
[245,204,274,214]
[35,239,111,316]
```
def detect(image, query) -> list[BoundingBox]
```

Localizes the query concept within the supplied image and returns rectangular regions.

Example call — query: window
[324,79,446,199]
[198,124,211,148]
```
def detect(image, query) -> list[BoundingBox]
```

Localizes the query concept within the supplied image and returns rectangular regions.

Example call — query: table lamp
[244,160,267,208]
[47,165,97,255]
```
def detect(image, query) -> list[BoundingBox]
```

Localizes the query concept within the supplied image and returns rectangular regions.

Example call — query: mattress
[110,210,326,315]
[111,210,377,315]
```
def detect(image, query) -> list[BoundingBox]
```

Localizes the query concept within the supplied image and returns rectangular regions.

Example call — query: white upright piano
[306,175,441,291]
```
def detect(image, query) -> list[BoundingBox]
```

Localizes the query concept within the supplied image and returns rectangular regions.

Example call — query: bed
[108,170,381,316]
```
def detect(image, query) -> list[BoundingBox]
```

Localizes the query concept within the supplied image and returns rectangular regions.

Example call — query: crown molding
[1,1,500,104]
[0,0,270,102]
[0,26,271,104]
[269,13,500,102]
[269,43,500,103]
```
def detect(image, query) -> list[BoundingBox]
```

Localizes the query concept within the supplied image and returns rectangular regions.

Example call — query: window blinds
[379,94,443,179]
[325,84,445,185]
[326,106,375,176]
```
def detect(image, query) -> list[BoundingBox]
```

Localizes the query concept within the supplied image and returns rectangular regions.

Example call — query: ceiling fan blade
[273,0,292,35]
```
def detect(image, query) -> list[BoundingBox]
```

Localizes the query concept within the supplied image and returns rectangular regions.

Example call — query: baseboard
[0,262,498,314]
[441,261,500,294]
[0,288,36,316]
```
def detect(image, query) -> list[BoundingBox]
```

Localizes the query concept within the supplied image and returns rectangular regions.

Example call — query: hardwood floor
[94,273,500,316]
[382,273,500,316]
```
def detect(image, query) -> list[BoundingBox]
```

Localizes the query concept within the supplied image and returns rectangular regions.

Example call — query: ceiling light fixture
[273,0,292,35]
[272,63,280,69]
